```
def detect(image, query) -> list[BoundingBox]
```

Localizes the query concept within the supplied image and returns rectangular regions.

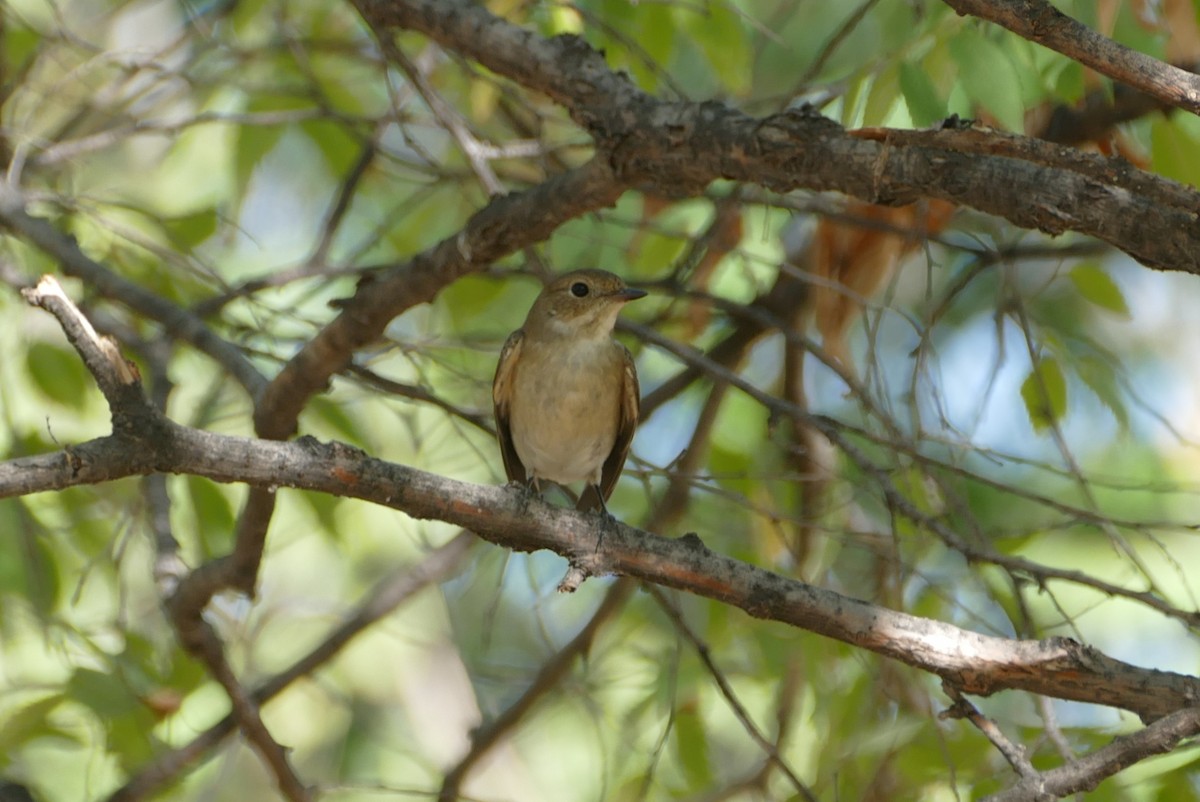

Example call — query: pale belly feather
[508,337,622,485]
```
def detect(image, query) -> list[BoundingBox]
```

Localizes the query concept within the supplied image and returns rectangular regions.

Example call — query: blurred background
[2,0,1200,799]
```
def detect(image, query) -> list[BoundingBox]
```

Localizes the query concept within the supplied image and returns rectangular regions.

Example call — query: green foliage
[0,694,78,785]
[1020,356,1068,432]
[26,342,92,411]
[899,62,947,127]
[1070,263,1130,317]
[1151,114,1200,188]
[948,27,1027,131]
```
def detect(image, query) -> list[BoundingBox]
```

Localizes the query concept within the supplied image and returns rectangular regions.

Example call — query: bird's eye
[570,282,590,298]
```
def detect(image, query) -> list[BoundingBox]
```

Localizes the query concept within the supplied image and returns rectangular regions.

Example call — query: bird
[493,269,645,516]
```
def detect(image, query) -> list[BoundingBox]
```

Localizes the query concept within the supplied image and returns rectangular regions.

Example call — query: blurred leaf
[863,62,902,126]
[106,708,161,772]
[307,396,367,444]
[0,695,73,756]
[1151,116,1200,188]
[899,62,946,127]
[161,208,219,250]
[17,533,58,617]
[234,94,298,192]
[187,477,235,559]
[1020,357,1068,432]
[949,28,1025,131]
[3,21,41,70]
[67,669,139,718]
[608,1,675,93]
[631,230,688,276]
[1051,60,1085,104]
[27,341,91,410]
[441,274,507,329]
[1075,354,1129,429]
[673,700,711,789]
[681,3,751,96]
[301,120,361,177]
[311,53,388,118]
[545,3,584,34]
[1069,264,1129,316]
[300,491,343,534]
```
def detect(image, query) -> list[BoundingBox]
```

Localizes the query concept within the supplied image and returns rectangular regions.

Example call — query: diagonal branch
[7,419,1198,725]
[983,705,1200,801]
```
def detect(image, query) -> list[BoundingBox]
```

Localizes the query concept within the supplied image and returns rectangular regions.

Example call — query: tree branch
[5,419,1197,727]
[10,279,1199,729]
[350,0,1200,273]
[983,706,1200,801]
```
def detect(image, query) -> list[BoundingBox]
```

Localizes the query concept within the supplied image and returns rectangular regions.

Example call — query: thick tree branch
[17,276,311,799]
[351,0,1200,273]
[4,415,1197,726]
[942,0,1200,116]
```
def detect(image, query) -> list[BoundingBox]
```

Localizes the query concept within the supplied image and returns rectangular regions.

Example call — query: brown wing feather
[598,343,640,501]
[492,329,526,484]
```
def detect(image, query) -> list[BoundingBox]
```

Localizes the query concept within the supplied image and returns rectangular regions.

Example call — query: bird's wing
[492,328,527,484]
[599,343,640,501]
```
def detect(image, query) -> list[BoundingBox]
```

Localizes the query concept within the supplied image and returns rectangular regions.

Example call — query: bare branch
[20,275,141,405]
[983,706,1200,801]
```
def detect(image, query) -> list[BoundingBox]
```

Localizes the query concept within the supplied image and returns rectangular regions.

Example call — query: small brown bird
[493,270,645,515]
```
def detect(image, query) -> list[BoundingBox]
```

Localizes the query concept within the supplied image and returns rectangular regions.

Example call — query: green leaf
[949,28,1025,131]
[1069,264,1129,316]
[1151,116,1200,188]
[1076,355,1129,429]
[899,62,946,127]
[0,695,73,756]
[161,208,219,250]
[673,700,711,789]
[681,3,751,96]
[3,21,41,71]
[1051,61,1085,104]
[301,119,360,177]
[1020,357,1068,432]
[27,341,91,410]
[234,122,285,196]
[67,668,139,718]
[863,63,902,126]
[0,526,61,616]
[187,477,234,559]
[593,0,675,94]
[307,395,366,445]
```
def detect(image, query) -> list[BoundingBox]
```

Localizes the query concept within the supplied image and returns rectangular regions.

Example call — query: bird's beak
[610,287,647,302]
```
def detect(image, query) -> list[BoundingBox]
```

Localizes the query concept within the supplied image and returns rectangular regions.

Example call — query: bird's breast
[508,337,624,485]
